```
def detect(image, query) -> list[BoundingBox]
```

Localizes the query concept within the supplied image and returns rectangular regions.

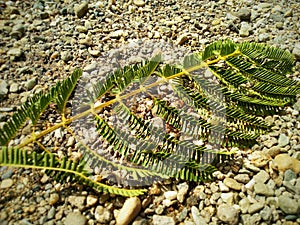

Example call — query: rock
[0,80,8,96]
[239,22,251,37]
[258,33,270,42]
[278,196,300,214]
[221,192,235,205]
[86,195,98,207]
[47,207,56,219]
[152,215,175,225]
[278,134,289,147]
[253,170,270,184]
[25,77,37,90]
[7,48,22,57]
[49,193,60,205]
[284,169,296,182]
[292,43,300,60]
[64,212,87,225]
[263,137,278,148]
[177,182,189,203]
[164,191,177,200]
[66,136,76,147]
[110,30,125,38]
[74,2,88,18]
[219,181,230,192]
[273,154,300,173]
[254,182,274,196]
[176,207,188,222]
[0,179,13,189]
[133,0,146,7]
[248,201,264,214]
[239,198,250,213]
[234,174,250,184]
[95,206,112,223]
[266,146,281,158]
[68,196,86,211]
[40,12,49,19]
[9,82,19,93]
[260,206,272,221]
[116,197,141,225]
[191,206,207,225]
[88,49,101,57]
[236,8,251,21]
[176,33,189,45]
[223,177,242,191]
[76,25,88,33]
[61,51,73,62]
[217,204,239,225]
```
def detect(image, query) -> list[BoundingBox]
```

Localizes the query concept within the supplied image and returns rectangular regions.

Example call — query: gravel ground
[1,0,300,225]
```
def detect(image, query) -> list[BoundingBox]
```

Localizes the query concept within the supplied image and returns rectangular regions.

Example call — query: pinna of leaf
[0,39,299,197]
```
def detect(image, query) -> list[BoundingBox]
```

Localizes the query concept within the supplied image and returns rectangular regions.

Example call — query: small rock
[152,215,175,225]
[223,177,242,191]
[47,207,56,220]
[254,183,274,196]
[9,82,19,93]
[95,206,112,223]
[217,204,239,225]
[116,197,141,225]
[66,136,76,147]
[292,43,300,60]
[49,193,60,205]
[0,80,8,96]
[74,2,88,18]
[234,174,250,184]
[219,181,230,192]
[236,8,251,21]
[61,51,73,62]
[177,182,189,203]
[88,49,101,57]
[133,0,146,7]
[248,201,264,214]
[258,33,270,42]
[176,33,189,45]
[40,12,49,19]
[7,48,22,57]
[68,196,86,211]
[266,146,281,158]
[284,169,296,182]
[278,196,300,214]
[278,134,289,147]
[273,154,300,173]
[64,212,87,225]
[221,192,235,205]
[191,206,207,225]
[0,179,13,189]
[25,77,37,90]
[253,170,270,184]
[110,30,125,38]
[86,195,98,207]
[239,22,251,37]
[239,198,250,213]
[260,206,272,221]
[76,25,88,33]
[164,191,177,200]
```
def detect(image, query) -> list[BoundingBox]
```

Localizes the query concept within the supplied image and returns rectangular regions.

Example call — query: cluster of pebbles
[1,0,300,225]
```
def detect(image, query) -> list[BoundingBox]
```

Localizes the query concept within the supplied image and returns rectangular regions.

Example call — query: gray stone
[176,207,188,222]
[239,22,251,37]
[47,207,56,220]
[152,215,175,225]
[254,182,274,196]
[260,206,272,221]
[9,82,19,93]
[239,198,250,213]
[292,43,300,60]
[253,170,269,184]
[25,77,37,90]
[284,169,296,182]
[236,8,251,21]
[249,213,261,224]
[61,51,73,62]
[217,204,239,225]
[258,33,270,42]
[95,206,112,223]
[64,212,87,225]
[1,169,13,179]
[191,206,207,225]
[74,2,88,18]
[0,80,8,96]
[278,196,299,214]
[248,201,264,214]
[234,174,250,184]
[7,48,22,57]
[278,133,289,147]
[177,182,189,203]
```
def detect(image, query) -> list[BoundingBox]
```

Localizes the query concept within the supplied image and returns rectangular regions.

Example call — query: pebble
[64,212,87,225]
[164,191,177,200]
[133,0,146,7]
[234,174,250,184]
[68,196,86,211]
[0,80,8,96]
[239,22,251,37]
[217,204,239,225]
[0,179,13,189]
[74,2,89,18]
[110,30,125,38]
[7,48,22,58]
[253,170,270,184]
[116,197,141,225]
[236,8,251,21]
[191,206,207,225]
[266,146,281,158]
[278,134,290,147]
[177,182,189,203]
[86,195,98,207]
[254,182,274,196]
[25,77,37,90]
[176,33,189,45]
[292,43,300,60]
[248,201,264,214]
[278,196,299,214]
[95,205,112,223]
[152,215,175,225]
[49,193,60,205]
[223,177,242,191]
[273,154,300,173]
